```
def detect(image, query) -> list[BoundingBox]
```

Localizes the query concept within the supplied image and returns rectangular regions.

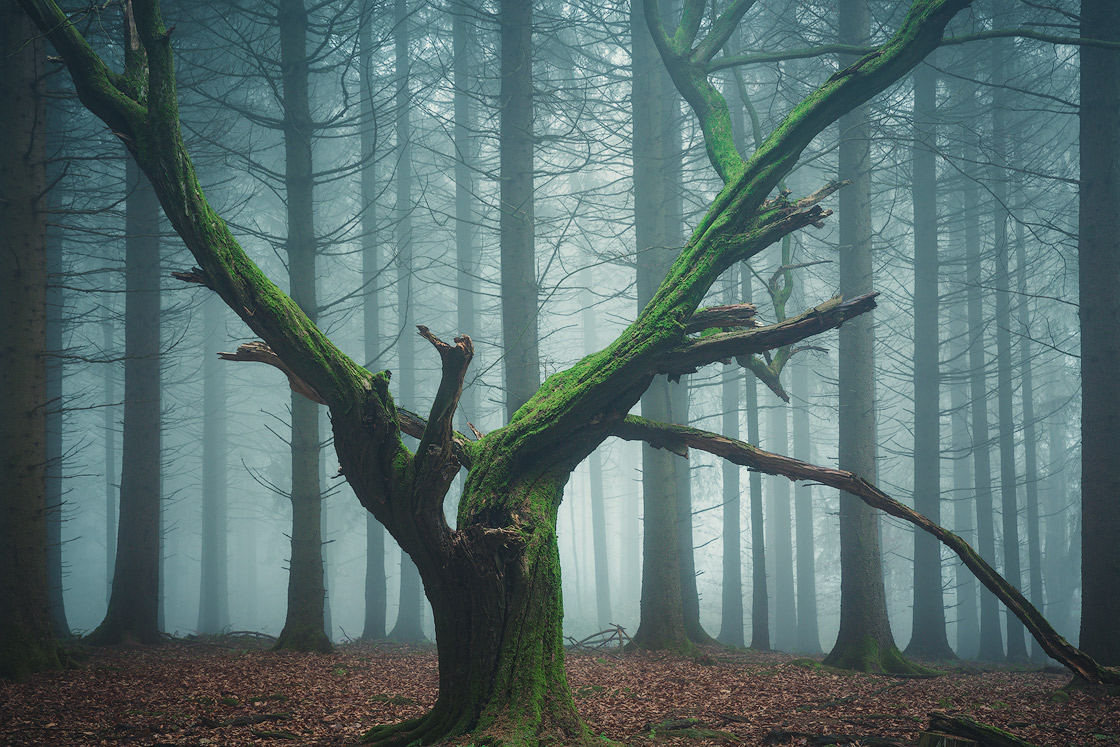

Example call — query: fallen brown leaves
[1,642,1116,746]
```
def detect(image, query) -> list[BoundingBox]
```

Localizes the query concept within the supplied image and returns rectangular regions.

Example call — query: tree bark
[825,0,915,674]
[0,4,63,678]
[387,0,424,643]
[500,0,539,420]
[769,397,796,651]
[906,59,954,660]
[360,0,386,641]
[792,359,821,654]
[198,294,229,633]
[989,28,1027,663]
[87,157,162,646]
[1079,0,1120,667]
[718,269,744,647]
[274,0,329,653]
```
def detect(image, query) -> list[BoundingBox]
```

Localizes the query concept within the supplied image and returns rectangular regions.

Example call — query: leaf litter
[1,640,1116,746]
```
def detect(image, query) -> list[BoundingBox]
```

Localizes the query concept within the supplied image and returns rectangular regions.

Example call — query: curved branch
[415,327,475,492]
[659,294,878,379]
[612,416,1120,685]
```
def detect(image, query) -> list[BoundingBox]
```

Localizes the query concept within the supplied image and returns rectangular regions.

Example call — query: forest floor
[1,636,1117,746]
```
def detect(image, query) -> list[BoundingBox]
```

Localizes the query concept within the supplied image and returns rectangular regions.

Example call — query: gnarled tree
[19,0,1120,741]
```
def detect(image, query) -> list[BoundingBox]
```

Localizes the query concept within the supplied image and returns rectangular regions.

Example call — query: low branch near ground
[925,712,1038,747]
[660,294,877,379]
[612,415,1120,685]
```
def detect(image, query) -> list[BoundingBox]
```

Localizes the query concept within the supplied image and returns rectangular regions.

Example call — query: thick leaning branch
[612,416,1120,685]
[662,294,877,379]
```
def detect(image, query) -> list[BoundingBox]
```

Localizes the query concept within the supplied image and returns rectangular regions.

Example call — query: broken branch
[218,341,325,405]
[611,414,1120,685]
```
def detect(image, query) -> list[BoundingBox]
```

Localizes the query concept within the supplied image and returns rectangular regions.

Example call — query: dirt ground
[1,639,1116,746]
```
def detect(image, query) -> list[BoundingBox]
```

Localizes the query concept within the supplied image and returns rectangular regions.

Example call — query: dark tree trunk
[275,0,329,652]
[102,319,117,606]
[198,295,229,634]
[45,93,70,639]
[0,5,63,678]
[905,59,954,660]
[824,0,915,674]
[582,285,613,630]
[990,31,1027,663]
[499,0,539,420]
[744,274,769,651]
[360,0,386,641]
[630,0,689,652]
[960,56,1004,660]
[948,273,978,658]
[1079,0,1120,667]
[792,360,821,654]
[1014,207,1044,664]
[718,275,744,647]
[387,0,425,643]
[770,399,796,651]
[87,157,162,646]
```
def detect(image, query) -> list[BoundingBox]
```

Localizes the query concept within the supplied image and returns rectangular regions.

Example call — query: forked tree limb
[414,327,475,492]
[612,414,1120,685]
[219,338,477,469]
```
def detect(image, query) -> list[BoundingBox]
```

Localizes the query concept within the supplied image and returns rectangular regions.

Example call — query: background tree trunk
[1079,0,1120,667]
[197,295,229,634]
[0,4,62,678]
[275,0,329,652]
[825,0,914,673]
[906,59,953,660]
[792,359,821,654]
[87,157,162,646]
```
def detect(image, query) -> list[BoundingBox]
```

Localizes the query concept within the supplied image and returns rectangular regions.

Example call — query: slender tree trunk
[1015,217,1044,663]
[103,319,117,607]
[198,295,229,633]
[582,282,613,630]
[44,94,70,639]
[388,0,424,643]
[990,32,1027,663]
[630,0,689,651]
[87,158,162,646]
[275,0,329,652]
[906,59,953,660]
[825,0,904,673]
[1079,0,1120,667]
[500,0,539,420]
[0,6,62,677]
[454,0,477,428]
[958,57,1004,660]
[770,399,796,651]
[792,360,821,654]
[743,271,769,651]
[718,270,744,647]
[948,279,978,658]
[1044,403,1073,637]
[359,0,386,641]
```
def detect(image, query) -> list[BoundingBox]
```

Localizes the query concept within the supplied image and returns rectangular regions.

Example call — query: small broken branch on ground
[660,293,877,379]
[218,341,325,404]
[924,712,1038,747]
[611,415,1120,686]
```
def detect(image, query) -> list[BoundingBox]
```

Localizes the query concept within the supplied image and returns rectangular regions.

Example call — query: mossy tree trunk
[22,0,1001,737]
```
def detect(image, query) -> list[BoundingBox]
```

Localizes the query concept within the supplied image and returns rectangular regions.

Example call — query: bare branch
[171,266,212,289]
[612,416,1120,685]
[659,294,877,379]
[218,341,325,405]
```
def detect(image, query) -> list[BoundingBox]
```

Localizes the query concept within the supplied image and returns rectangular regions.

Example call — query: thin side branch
[218,341,325,405]
[612,416,1120,686]
[660,294,877,378]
